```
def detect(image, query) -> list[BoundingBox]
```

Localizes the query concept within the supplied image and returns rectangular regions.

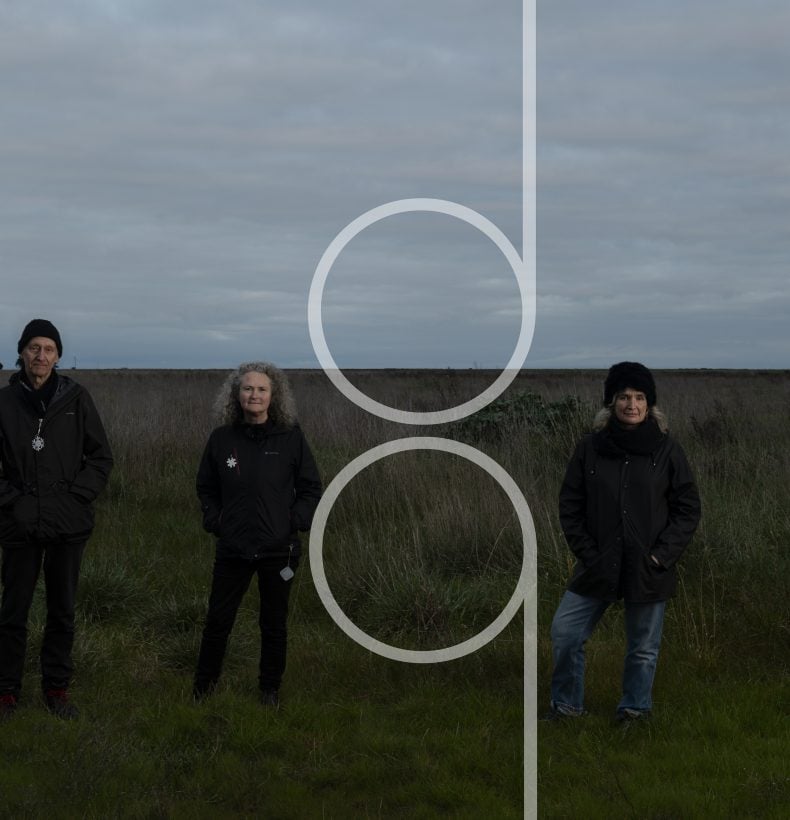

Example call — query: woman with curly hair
[546,362,700,722]
[193,362,322,706]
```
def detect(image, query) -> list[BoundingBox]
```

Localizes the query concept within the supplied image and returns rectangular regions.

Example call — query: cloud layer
[1,1,787,369]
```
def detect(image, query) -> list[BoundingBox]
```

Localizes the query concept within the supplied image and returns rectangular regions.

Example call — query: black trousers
[0,541,85,697]
[195,554,297,692]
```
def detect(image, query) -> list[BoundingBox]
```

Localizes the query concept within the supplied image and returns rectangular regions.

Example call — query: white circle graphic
[308,437,535,664]
[308,198,536,425]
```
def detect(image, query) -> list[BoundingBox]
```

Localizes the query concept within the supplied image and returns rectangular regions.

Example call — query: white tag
[280,566,294,581]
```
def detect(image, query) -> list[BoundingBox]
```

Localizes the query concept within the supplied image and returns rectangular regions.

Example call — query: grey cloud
[1,2,788,369]
[535,1,790,367]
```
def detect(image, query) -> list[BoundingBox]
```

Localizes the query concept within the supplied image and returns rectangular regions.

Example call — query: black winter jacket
[196,420,322,561]
[0,372,113,546]
[559,423,700,602]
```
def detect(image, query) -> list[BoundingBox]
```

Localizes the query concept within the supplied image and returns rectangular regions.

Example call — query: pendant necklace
[32,418,45,452]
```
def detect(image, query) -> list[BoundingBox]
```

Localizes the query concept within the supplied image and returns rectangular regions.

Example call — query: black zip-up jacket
[0,372,113,546]
[559,427,700,602]
[196,421,322,561]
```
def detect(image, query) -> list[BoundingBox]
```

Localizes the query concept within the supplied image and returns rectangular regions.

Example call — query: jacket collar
[237,418,294,440]
[594,417,665,457]
[10,370,77,415]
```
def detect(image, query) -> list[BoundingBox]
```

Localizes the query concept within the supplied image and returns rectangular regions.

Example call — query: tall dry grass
[74,366,789,670]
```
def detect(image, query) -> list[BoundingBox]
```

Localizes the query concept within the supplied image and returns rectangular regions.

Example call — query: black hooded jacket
[558,419,701,602]
[196,420,322,561]
[0,372,113,546]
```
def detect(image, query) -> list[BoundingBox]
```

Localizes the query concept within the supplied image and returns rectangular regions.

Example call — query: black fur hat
[603,361,656,406]
[17,319,63,357]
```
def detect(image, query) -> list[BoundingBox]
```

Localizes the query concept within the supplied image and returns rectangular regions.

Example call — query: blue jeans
[549,590,666,714]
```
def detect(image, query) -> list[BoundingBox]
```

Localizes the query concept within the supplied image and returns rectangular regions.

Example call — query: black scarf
[12,370,59,416]
[595,416,665,457]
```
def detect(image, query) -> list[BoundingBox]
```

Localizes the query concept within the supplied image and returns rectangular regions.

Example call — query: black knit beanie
[603,361,656,406]
[17,319,63,357]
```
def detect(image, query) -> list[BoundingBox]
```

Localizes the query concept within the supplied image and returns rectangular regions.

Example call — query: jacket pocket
[636,550,673,600]
[0,494,36,542]
[202,506,222,536]
[38,491,95,541]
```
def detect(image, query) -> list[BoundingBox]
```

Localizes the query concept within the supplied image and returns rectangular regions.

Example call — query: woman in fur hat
[545,362,701,721]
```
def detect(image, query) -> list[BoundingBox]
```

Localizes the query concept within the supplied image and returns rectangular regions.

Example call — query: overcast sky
[1,1,788,370]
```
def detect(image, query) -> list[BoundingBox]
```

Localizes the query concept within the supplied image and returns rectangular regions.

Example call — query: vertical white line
[523,2,537,819]
[523,0,536,267]
[525,594,537,819]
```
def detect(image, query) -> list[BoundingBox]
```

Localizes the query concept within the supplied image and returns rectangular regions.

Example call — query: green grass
[538,674,787,819]
[1,368,788,817]
[4,587,525,819]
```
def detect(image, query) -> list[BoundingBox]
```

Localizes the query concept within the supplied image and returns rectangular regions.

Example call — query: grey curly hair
[593,402,668,433]
[214,361,297,427]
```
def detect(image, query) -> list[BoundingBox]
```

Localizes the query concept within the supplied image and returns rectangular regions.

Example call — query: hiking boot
[44,689,79,720]
[615,707,650,723]
[540,705,588,721]
[0,694,18,723]
[259,687,279,708]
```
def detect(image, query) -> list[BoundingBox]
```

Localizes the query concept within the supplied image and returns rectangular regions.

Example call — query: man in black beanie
[16,319,64,361]
[0,320,113,721]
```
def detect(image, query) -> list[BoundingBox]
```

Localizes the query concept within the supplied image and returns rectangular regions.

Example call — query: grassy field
[0,368,787,818]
